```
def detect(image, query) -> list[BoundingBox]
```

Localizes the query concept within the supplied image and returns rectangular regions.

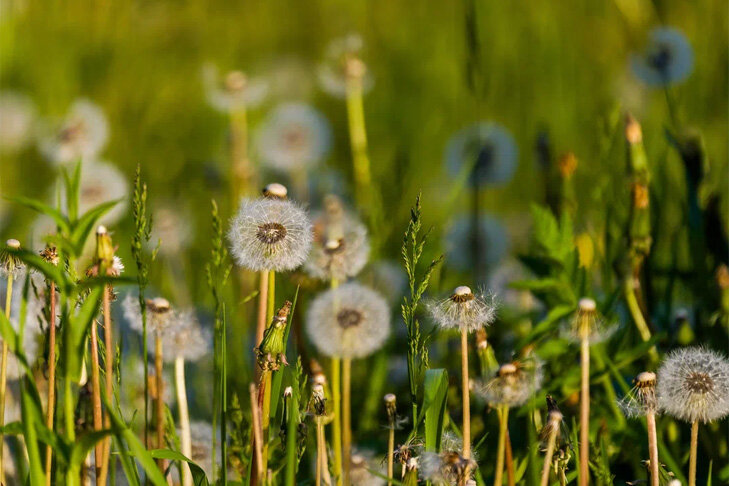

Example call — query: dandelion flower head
[227,192,312,272]
[630,27,694,87]
[445,122,518,187]
[306,282,390,359]
[305,194,370,282]
[428,286,497,333]
[657,347,729,423]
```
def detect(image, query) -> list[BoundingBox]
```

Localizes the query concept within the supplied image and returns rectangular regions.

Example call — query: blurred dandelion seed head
[419,447,477,486]
[0,239,24,278]
[350,449,386,486]
[227,196,312,272]
[318,33,374,98]
[630,27,694,87]
[657,347,729,423]
[306,282,390,359]
[39,99,108,165]
[444,215,510,277]
[477,358,543,407]
[160,311,210,362]
[562,298,618,344]
[0,91,36,154]
[203,63,268,113]
[445,122,518,187]
[124,293,185,337]
[428,287,497,333]
[256,102,332,172]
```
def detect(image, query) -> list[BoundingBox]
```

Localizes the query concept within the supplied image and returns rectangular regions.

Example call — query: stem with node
[494,405,509,486]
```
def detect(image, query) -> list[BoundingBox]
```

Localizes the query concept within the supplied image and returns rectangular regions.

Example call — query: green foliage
[421,368,448,452]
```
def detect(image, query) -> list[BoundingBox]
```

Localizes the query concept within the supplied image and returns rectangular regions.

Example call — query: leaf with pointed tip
[4,196,70,234]
[147,449,210,486]
[422,368,448,452]
[70,199,122,254]
[62,287,103,383]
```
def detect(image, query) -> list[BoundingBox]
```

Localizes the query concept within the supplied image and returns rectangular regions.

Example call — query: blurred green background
[1,0,728,483]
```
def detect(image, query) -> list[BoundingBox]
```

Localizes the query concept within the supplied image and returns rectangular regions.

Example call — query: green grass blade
[422,368,448,452]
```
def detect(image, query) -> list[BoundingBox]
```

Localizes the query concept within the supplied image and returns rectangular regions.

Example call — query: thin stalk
[345,65,372,212]
[579,337,590,486]
[45,282,57,486]
[505,429,515,486]
[387,426,394,486]
[176,356,192,486]
[0,272,14,484]
[646,411,659,486]
[155,335,165,471]
[98,285,114,485]
[688,421,698,486]
[331,358,342,486]
[284,390,298,486]
[494,405,509,486]
[221,308,228,486]
[540,425,558,486]
[267,271,275,323]
[230,106,254,201]
[255,271,269,352]
[460,329,471,459]
[141,301,149,449]
[89,320,103,483]
[623,278,658,361]
[342,358,352,484]
[65,378,75,440]
[260,370,272,481]
[249,384,264,484]
[316,418,323,486]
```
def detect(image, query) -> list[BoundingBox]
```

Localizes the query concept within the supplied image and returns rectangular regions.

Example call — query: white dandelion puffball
[150,204,193,257]
[159,312,211,363]
[476,360,544,408]
[256,102,332,172]
[428,286,497,333]
[445,122,518,187]
[38,99,108,165]
[202,63,268,113]
[228,197,313,272]
[444,215,510,276]
[317,33,374,99]
[0,239,25,278]
[306,282,390,359]
[58,160,129,226]
[0,91,36,154]
[657,347,729,424]
[0,272,47,380]
[305,196,370,282]
[122,293,179,337]
[630,27,694,87]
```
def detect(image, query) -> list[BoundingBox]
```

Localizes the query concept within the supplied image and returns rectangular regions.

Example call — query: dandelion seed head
[39,99,108,165]
[657,347,729,423]
[428,287,497,333]
[227,197,312,272]
[306,196,369,281]
[317,34,374,98]
[203,63,268,112]
[444,215,510,276]
[476,358,543,407]
[630,27,694,87]
[562,298,618,344]
[0,239,24,278]
[618,371,658,418]
[419,449,477,486]
[445,122,518,187]
[350,449,385,486]
[123,293,181,337]
[306,282,390,359]
[150,204,193,257]
[256,102,332,172]
[0,91,35,154]
[159,311,211,363]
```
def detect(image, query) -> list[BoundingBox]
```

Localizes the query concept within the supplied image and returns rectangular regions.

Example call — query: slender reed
[384,394,396,486]
[41,246,59,486]
[89,318,104,482]
[460,329,471,460]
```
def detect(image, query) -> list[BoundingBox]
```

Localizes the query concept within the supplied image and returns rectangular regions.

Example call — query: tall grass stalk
[0,270,14,484]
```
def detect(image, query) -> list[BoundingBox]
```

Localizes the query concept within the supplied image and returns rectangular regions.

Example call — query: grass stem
[331,358,342,486]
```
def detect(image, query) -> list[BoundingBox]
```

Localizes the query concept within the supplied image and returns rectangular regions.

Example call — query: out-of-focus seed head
[477,358,543,408]
[444,122,518,188]
[428,287,497,333]
[317,34,374,98]
[657,347,729,423]
[202,63,268,113]
[564,298,617,344]
[0,239,24,277]
[306,282,390,359]
[38,99,108,165]
[630,27,694,87]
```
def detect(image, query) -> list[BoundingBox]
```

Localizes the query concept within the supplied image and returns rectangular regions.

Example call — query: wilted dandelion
[618,372,660,486]
[202,63,268,113]
[317,33,374,98]
[445,122,518,187]
[658,347,729,486]
[38,99,108,165]
[256,102,332,173]
[630,27,694,87]
[305,195,370,282]
[227,192,313,273]
[0,91,36,154]
[444,215,510,277]
[306,282,390,359]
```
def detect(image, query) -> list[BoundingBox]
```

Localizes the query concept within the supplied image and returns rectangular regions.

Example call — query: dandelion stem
[540,423,557,486]
[646,410,659,486]
[460,329,471,459]
[331,357,342,486]
[267,270,275,322]
[176,356,192,486]
[0,271,14,484]
[316,417,323,486]
[155,334,165,471]
[231,106,254,200]
[688,420,698,486]
[98,285,114,485]
[505,428,515,486]
[342,358,352,485]
[579,335,590,486]
[255,271,269,367]
[249,383,264,484]
[45,281,57,486]
[387,425,394,486]
[345,61,372,214]
[89,318,104,483]
[494,405,509,486]
[260,370,272,481]
[623,277,657,361]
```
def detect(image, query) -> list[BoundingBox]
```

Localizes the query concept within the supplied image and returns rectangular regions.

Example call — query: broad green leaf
[69,430,112,467]
[20,378,47,486]
[147,449,210,486]
[70,199,122,254]
[422,368,448,452]
[5,249,71,292]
